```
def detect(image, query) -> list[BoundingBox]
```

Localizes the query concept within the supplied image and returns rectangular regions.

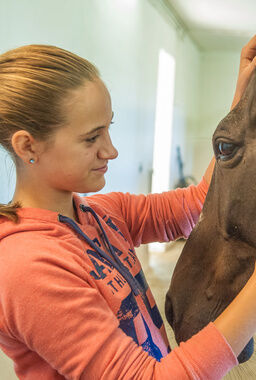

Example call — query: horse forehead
[214,106,246,140]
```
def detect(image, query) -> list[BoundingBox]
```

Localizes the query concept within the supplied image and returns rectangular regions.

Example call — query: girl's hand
[249,261,256,283]
[231,35,256,109]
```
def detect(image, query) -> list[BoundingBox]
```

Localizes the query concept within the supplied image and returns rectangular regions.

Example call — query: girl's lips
[93,165,108,173]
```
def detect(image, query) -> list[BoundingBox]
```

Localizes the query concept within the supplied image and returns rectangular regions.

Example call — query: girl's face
[37,79,118,194]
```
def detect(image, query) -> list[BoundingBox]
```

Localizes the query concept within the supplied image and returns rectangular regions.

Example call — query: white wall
[193,50,241,181]
[170,35,201,187]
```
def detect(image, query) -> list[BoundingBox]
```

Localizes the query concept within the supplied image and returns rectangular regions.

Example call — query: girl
[0,37,255,380]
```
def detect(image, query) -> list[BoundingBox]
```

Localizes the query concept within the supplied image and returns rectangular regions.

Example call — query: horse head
[165,68,256,363]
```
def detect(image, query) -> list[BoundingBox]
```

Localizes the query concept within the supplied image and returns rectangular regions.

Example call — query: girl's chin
[80,180,106,194]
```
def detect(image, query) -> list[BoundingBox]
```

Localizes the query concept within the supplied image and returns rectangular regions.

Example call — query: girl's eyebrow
[81,112,114,137]
[84,126,105,136]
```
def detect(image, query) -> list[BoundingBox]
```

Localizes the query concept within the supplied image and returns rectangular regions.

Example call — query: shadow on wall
[174,146,197,188]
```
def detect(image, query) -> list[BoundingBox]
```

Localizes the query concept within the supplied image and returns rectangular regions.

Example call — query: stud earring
[29,159,35,164]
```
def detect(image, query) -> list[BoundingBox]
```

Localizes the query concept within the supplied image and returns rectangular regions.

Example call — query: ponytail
[0,202,21,223]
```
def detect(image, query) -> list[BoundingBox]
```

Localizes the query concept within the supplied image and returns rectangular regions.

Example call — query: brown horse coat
[165,68,256,364]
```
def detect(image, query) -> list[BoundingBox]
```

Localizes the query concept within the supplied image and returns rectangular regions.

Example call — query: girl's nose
[98,134,118,160]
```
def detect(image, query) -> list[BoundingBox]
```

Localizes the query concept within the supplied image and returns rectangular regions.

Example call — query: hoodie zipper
[58,205,143,297]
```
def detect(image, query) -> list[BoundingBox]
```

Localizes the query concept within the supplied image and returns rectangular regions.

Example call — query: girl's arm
[214,264,256,357]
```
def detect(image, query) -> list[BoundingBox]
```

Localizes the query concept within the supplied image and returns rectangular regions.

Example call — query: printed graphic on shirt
[87,243,164,359]
[87,236,136,292]
[84,218,165,360]
[135,271,163,330]
[87,235,163,324]
[117,292,163,361]
[102,215,127,241]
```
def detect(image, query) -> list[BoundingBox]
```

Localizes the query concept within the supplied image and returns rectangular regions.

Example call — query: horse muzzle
[165,291,254,364]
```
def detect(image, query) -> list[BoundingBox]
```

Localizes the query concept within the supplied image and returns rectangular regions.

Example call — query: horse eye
[217,142,236,160]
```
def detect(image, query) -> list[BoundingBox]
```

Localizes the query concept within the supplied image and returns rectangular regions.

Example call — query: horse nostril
[205,287,214,301]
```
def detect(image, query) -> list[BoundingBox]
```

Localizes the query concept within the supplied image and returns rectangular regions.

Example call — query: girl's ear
[11,130,38,164]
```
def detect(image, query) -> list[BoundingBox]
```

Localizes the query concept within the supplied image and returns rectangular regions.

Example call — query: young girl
[0,37,255,380]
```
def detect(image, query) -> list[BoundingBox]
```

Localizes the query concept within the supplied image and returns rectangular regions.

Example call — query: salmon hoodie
[0,179,237,379]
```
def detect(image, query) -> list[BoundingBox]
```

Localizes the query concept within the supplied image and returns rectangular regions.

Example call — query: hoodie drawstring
[58,205,142,297]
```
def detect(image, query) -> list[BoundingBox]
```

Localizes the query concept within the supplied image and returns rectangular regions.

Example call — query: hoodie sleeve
[0,237,237,380]
[90,178,209,247]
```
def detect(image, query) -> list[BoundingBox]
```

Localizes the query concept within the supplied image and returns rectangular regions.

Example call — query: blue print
[135,270,163,329]
[117,292,163,360]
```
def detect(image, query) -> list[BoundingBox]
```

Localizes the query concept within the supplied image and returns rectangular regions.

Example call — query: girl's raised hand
[231,35,256,109]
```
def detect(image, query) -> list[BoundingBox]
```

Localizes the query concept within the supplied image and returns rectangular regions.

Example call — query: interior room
[0,0,255,378]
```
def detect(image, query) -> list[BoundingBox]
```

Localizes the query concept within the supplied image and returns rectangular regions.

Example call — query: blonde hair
[0,44,100,222]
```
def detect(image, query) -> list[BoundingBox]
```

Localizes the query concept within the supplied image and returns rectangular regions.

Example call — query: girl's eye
[85,122,114,144]
[86,135,99,143]
[217,142,237,160]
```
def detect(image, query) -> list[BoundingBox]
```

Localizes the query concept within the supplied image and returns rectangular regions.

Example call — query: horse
[165,68,256,365]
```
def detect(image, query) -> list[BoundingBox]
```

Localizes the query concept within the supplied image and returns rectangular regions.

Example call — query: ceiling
[166,0,256,50]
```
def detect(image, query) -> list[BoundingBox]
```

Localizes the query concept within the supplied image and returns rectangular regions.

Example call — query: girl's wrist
[213,266,256,357]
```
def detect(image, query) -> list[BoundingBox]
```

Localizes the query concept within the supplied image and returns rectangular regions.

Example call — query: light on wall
[150,49,175,253]
[115,0,137,10]
[151,49,175,194]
